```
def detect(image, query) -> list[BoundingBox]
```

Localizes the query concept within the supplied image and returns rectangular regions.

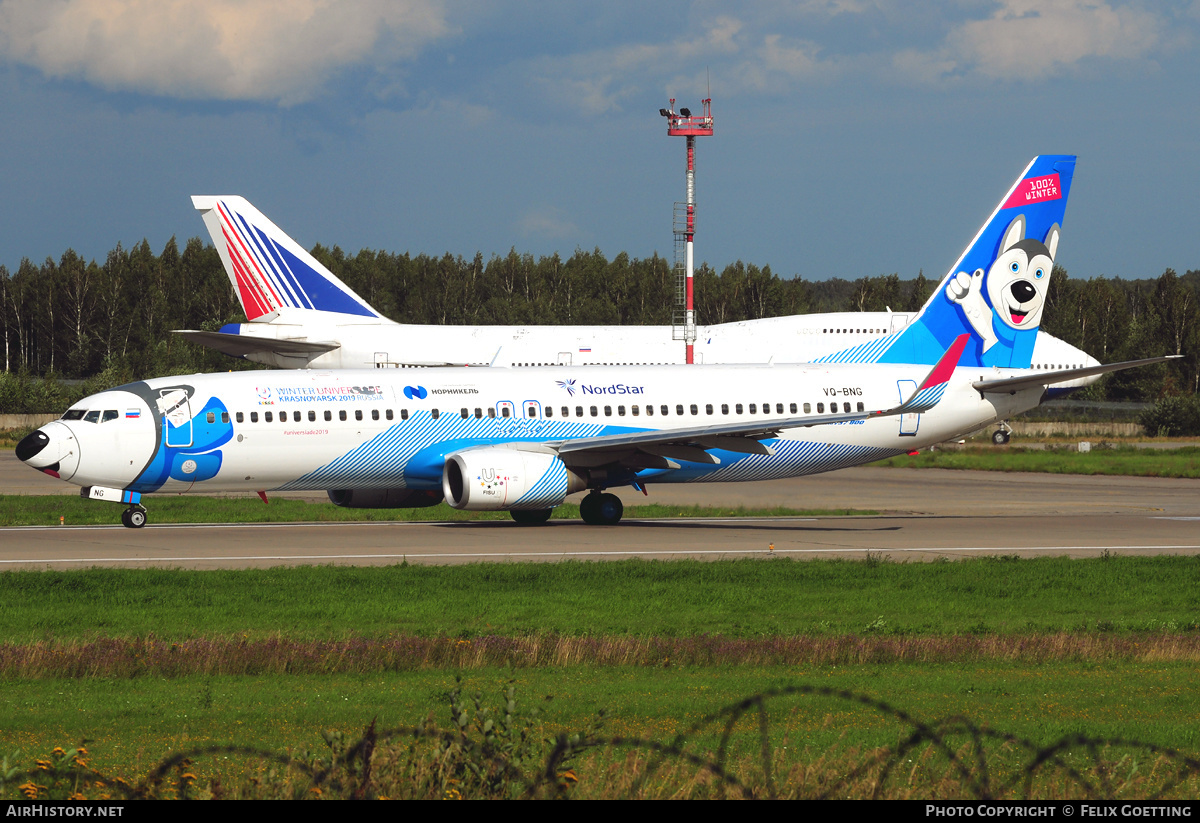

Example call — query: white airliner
[178,192,1097,400]
[21,156,1162,528]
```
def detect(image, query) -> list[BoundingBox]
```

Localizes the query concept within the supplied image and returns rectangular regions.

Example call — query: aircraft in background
[179,193,1098,400]
[20,155,1172,528]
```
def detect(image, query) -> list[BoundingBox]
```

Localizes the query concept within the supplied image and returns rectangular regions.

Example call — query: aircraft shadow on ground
[436,520,903,534]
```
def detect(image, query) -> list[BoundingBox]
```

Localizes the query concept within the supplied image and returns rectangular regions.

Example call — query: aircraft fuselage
[25,361,1036,499]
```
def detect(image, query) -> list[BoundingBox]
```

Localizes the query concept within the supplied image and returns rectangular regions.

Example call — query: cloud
[524,2,1175,108]
[904,0,1165,82]
[728,34,827,93]
[524,17,742,114]
[528,16,833,114]
[953,0,1162,78]
[0,0,452,104]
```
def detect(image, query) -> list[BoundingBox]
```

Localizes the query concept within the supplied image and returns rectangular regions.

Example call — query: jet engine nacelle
[327,489,444,509]
[443,448,586,511]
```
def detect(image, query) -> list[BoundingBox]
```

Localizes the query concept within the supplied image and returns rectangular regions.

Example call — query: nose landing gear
[120,506,147,529]
[81,486,148,528]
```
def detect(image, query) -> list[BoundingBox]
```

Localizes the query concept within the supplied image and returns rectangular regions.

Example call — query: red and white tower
[660,97,713,364]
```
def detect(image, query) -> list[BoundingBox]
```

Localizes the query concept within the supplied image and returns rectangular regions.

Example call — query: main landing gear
[579,490,623,526]
[510,508,553,525]
[120,506,147,529]
[506,490,626,526]
[508,491,624,526]
[991,421,1012,446]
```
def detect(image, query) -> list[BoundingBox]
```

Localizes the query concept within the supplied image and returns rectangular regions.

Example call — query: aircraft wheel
[578,494,604,525]
[592,493,623,526]
[579,492,602,525]
[992,429,1011,446]
[122,507,147,529]
[511,508,552,525]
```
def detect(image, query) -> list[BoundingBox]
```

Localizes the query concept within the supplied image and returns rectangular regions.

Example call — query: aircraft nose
[17,421,79,480]
[1010,281,1037,303]
[15,429,49,462]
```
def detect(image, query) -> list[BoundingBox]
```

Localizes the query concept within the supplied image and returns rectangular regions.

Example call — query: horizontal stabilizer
[173,330,340,357]
[972,355,1181,394]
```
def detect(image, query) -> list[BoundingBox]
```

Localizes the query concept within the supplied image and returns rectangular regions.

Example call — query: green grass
[0,494,870,527]
[5,556,1200,798]
[874,445,1200,477]
[3,556,1200,642]
[5,662,1200,794]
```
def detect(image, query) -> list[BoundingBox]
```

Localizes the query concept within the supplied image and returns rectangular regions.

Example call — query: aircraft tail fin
[817,155,1076,369]
[192,196,382,321]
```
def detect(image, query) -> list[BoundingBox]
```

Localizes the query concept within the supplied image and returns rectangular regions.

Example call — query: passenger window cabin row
[67,399,869,427]
[230,408,399,424]
[514,401,866,418]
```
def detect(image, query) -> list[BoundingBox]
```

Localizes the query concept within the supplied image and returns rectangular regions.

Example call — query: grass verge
[874,445,1200,477]
[3,556,1199,641]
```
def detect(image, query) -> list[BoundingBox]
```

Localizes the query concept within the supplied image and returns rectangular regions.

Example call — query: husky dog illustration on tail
[945,215,1059,366]
[817,155,1075,370]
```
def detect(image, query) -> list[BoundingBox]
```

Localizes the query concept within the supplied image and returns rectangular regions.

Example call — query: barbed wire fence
[8,684,1200,800]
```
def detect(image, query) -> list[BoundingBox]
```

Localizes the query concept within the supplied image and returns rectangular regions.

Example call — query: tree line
[0,238,1197,411]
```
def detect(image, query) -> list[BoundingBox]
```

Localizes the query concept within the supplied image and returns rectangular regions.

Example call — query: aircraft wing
[548,335,968,466]
[173,330,340,357]
[972,355,1180,394]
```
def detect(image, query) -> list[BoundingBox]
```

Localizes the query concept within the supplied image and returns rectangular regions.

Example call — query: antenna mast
[659,97,713,364]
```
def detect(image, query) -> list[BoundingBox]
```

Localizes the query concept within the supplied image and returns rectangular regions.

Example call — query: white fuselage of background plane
[186,190,1098,393]
[35,361,1042,501]
[224,308,1098,379]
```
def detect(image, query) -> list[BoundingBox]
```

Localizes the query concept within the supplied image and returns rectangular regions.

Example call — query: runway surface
[3,449,1198,570]
[2,513,1199,570]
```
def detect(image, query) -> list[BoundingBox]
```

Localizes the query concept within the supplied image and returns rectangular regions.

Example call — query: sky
[1,0,1198,287]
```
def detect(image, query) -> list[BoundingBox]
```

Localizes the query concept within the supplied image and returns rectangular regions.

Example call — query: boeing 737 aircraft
[179,189,1097,398]
[19,156,1171,528]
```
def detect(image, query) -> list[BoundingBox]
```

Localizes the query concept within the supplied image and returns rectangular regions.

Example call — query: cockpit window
[101,410,119,423]
[83,410,101,423]
[62,410,85,421]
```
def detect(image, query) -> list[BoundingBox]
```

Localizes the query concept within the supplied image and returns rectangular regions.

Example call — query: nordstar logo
[581,383,645,395]
[403,386,428,400]
[556,379,644,395]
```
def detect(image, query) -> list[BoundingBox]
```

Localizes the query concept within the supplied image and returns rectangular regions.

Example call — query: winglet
[886,333,969,416]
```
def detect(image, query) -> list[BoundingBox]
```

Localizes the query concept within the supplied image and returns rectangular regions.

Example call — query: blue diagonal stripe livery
[511,458,570,509]
[689,441,900,483]
[274,414,607,491]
